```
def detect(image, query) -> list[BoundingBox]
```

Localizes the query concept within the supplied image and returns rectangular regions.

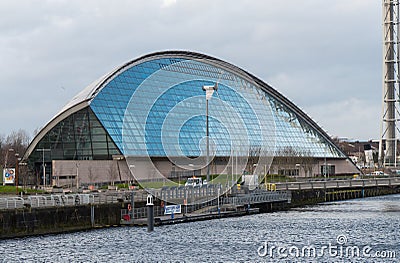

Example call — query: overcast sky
[0,0,381,141]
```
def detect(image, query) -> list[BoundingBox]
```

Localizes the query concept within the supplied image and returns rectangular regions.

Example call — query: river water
[1,194,399,263]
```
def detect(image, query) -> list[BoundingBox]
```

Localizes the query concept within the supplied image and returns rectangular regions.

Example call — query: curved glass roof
[90,51,344,159]
[25,51,347,161]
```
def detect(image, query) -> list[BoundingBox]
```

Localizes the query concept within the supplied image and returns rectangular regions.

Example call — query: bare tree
[269,146,320,178]
[6,129,30,152]
[19,163,31,188]
[248,145,261,174]
[0,134,4,149]
[1,129,30,168]
[108,162,119,186]
[87,166,98,186]
[298,150,315,177]
[33,127,42,137]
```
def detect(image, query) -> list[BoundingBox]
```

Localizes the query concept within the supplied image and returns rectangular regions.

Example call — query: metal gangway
[155,184,224,204]
[222,190,291,206]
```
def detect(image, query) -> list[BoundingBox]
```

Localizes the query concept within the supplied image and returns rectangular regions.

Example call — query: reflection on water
[1,194,399,262]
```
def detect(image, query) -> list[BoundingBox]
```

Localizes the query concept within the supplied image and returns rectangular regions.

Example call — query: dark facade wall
[0,203,123,239]
[254,186,400,213]
[290,186,400,207]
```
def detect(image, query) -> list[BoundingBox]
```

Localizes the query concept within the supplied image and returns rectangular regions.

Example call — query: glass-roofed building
[23,51,359,187]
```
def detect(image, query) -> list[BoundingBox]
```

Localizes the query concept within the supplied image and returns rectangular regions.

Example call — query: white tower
[380,0,400,167]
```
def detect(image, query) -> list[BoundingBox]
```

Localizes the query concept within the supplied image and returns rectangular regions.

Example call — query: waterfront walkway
[274,177,400,190]
[1,177,399,211]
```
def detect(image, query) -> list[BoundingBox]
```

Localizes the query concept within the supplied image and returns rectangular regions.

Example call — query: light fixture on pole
[3,148,14,186]
[36,148,50,188]
[4,148,14,170]
[202,83,218,182]
[15,153,20,194]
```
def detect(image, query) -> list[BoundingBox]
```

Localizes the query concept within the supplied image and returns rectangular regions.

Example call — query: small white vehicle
[185,177,203,187]
[366,171,389,176]
[371,171,389,176]
[241,174,259,190]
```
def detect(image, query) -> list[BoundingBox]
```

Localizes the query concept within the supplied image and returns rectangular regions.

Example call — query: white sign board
[3,168,15,185]
[164,204,181,215]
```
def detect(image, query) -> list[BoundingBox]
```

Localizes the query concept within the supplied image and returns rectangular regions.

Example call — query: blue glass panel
[89,57,344,159]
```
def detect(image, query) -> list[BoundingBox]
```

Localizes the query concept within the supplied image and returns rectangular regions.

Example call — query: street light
[3,148,14,186]
[202,83,218,183]
[253,163,257,174]
[75,162,79,190]
[18,161,27,191]
[129,164,135,187]
[128,164,136,219]
[36,148,50,188]
[3,148,14,169]
[188,163,195,186]
[15,153,20,194]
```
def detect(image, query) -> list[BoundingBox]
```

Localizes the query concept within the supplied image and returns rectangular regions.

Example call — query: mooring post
[147,194,154,232]
[90,205,95,227]
[217,187,220,215]
[130,191,135,221]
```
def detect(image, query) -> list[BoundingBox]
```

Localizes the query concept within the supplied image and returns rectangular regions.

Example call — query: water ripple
[1,194,399,262]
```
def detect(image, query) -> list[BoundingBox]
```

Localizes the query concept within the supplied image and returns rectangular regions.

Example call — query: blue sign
[164,204,181,215]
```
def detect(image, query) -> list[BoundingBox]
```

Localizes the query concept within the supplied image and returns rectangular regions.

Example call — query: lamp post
[75,162,79,190]
[295,163,301,180]
[15,153,20,194]
[3,148,14,169]
[36,148,50,187]
[3,148,14,186]
[129,164,135,187]
[202,83,218,182]
[18,162,27,191]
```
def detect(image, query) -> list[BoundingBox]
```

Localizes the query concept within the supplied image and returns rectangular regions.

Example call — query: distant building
[336,138,400,170]
[335,139,379,169]
[23,51,359,187]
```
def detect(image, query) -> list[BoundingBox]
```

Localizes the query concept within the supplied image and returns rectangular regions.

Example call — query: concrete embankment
[289,184,400,207]
[0,203,123,239]
[238,184,400,213]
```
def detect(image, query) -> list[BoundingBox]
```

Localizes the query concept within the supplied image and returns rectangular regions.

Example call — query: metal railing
[27,194,96,208]
[0,193,124,210]
[0,197,25,209]
[274,177,400,191]
[155,184,224,204]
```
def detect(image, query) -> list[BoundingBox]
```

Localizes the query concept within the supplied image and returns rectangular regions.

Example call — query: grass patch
[263,174,296,183]
[139,180,180,189]
[0,185,44,194]
[209,174,241,184]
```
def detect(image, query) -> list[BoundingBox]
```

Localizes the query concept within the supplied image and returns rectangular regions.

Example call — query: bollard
[91,205,95,227]
[130,191,135,221]
[147,194,154,232]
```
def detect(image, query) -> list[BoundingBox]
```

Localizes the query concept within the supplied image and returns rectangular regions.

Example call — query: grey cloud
[0,0,382,141]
